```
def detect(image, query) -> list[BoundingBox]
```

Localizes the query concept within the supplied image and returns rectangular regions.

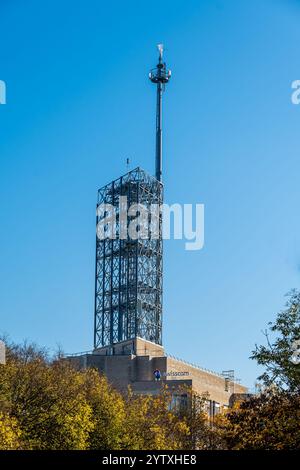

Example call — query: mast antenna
[149,44,171,182]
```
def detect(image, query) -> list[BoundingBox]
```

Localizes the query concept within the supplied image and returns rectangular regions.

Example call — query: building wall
[0,340,5,365]
[94,337,164,357]
[165,357,246,406]
[68,338,247,407]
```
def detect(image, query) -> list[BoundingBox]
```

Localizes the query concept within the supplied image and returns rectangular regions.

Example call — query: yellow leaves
[0,412,22,450]
[214,392,300,450]
[5,342,285,450]
[58,401,94,450]
[120,388,192,450]
[0,351,99,450]
[86,371,126,450]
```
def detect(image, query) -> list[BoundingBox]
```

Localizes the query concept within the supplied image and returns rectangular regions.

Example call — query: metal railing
[65,350,93,357]
[166,353,225,379]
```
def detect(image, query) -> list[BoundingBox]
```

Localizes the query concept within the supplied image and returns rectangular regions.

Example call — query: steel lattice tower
[94,46,170,350]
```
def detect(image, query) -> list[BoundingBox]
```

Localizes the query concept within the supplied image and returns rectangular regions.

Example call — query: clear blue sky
[1,0,300,388]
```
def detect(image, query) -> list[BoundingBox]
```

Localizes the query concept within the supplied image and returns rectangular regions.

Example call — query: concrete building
[68,337,247,414]
[0,340,5,365]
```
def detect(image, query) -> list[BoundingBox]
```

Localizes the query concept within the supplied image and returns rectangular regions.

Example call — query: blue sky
[1,0,300,388]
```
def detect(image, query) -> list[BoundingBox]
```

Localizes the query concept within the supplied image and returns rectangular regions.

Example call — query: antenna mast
[149,44,171,182]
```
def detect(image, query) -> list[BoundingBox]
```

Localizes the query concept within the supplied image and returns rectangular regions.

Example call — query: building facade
[68,337,247,414]
[0,340,5,365]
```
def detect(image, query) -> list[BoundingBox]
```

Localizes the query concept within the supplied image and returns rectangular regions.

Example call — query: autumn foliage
[1,290,300,450]
[0,341,208,450]
[215,392,300,449]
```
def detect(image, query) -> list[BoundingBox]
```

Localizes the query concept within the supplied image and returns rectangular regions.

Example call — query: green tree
[214,290,300,450]
[251,289,300,392]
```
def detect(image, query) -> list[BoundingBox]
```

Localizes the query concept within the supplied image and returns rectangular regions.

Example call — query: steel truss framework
[94,167,163,350]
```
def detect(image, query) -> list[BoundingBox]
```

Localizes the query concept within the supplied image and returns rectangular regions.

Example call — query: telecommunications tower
[94,45,171,351]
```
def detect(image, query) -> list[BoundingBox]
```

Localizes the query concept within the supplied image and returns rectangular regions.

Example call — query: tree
[83,369,126,450]
[122,387,190,450]
[251,289,300,393]
[0,340,215,450]
[180,391,222,450]
[215,392,300,450]
[214,290,300,450]
[0,412,22,450]
[0,342,94,449]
